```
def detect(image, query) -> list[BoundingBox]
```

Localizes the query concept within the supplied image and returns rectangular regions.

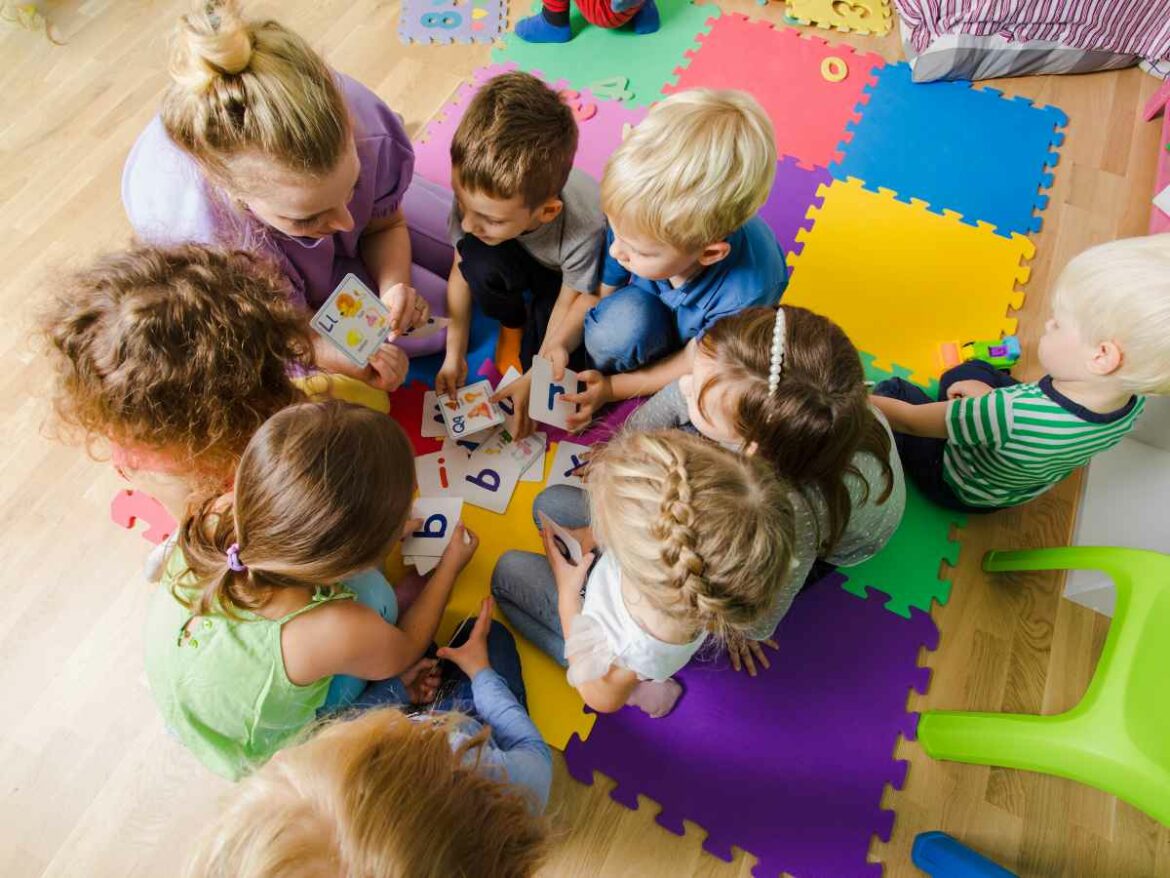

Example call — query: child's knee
[532,484,590,530]
[584,289,676,372]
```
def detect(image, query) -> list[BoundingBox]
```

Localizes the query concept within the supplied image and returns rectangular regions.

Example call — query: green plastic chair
[918,546,1170,827]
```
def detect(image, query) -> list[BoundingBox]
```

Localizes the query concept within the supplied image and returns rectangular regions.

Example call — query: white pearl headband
[768,306,786,394]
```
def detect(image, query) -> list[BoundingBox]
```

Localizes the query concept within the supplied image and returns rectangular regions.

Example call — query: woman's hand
[541,522,594,601]
[381,282,430,340]
[562,370,612,432]
[436,597,494,679]
[362,343,408,391]
[438,522,479,574]
[728,637,779,676]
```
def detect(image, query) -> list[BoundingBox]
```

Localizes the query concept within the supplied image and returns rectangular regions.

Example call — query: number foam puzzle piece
[398,0,506,45]
[110,490,177,545]
[786,0,892,36]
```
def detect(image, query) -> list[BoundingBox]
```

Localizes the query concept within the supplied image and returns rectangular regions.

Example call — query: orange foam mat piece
[784,177,1033,385]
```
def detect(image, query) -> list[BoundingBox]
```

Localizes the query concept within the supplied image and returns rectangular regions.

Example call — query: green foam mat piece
[846,352,964,618]
[491,0,718,107]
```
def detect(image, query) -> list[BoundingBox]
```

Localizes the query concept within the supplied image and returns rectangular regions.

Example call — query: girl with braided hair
[625,305,906,673]
[491,430,796,718]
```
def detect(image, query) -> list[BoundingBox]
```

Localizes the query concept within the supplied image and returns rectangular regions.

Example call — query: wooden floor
[1,2,1166,876]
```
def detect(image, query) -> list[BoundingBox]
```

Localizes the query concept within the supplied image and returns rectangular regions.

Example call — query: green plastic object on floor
[919,546,1170,827]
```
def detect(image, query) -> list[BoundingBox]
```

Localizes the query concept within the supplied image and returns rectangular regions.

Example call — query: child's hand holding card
[440,380,504,439]
[310,274,393,367]
[527,355,583,430]
[547,441,591,489]
[402,498,464,557]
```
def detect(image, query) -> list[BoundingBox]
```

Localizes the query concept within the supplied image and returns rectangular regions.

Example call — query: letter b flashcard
[402,498,464,557]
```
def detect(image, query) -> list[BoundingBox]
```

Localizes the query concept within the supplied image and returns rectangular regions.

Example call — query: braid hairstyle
[177,400,414,618]
[697,306,894,555]
[587,430,796,641]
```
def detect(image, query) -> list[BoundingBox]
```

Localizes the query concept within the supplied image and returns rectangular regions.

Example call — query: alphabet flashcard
[402,497,464,557]
[421,391,447,438]
[494,366,523,435]
[527,355,582,430]
[439,380,504,438]
[309,273,393,367]
[458,443,525,514]
[401,315,449,341]
[546,441,590,489]
[415,450,466,497]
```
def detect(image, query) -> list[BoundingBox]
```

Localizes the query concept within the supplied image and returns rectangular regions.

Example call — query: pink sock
[626,678,683,718]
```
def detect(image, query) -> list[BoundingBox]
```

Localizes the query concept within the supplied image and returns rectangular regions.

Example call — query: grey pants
[490,484,591,667]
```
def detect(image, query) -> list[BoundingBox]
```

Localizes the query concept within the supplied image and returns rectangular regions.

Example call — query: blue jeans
[353,621,528,714]
[491,485,592,667]
[584,285,680,374]
[321,568,400,711]
[871,360,1017,513]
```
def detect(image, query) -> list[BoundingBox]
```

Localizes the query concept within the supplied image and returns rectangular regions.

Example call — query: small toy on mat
[939,336,1021,370]
[912,832,1019,878]
[398,0,506,45]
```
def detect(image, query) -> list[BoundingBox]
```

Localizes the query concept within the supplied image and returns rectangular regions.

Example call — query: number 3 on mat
[421,10,462,28]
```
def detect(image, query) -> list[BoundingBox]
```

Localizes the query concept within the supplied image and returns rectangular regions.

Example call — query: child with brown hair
[123,0,449,387]
[491,430,796,717]
[437,71,607,436]
[145,400,484,779]
[626,305,906,672]
[39,243,316,520]
[185,664,549,878]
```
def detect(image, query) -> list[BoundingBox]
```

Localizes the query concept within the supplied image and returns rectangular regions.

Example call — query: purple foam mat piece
[475,360,643,446]
[758,156,831,260]
[564,574,938,878]
[398,0,506,45]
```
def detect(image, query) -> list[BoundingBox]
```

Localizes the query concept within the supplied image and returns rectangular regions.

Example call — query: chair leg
[918,710,1084,777]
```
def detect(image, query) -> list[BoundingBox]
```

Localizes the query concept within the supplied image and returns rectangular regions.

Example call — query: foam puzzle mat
[786,0,892,36]
[492,0,719,105]
[398,0,506,45]
[564,572,938,878]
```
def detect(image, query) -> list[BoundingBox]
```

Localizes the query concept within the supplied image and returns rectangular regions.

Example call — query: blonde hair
[184,708,549,878]
[37,243,312,488]
[162,0,349,186]
[601,89,776,252]
[451,71,578,209]
[1052,234,1170,394]
[587,430,794,640]
[178,400,414,618]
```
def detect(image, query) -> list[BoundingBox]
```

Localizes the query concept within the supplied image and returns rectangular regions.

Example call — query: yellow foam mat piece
[786,0,892,36]
[385,447,595,751]
[785,177,1033,385]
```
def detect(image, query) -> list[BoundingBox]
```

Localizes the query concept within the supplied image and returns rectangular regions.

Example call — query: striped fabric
[943,377,1145,507]
[895,0,1170,63]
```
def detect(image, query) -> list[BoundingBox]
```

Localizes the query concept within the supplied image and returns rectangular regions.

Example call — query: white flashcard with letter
[402,498,464,557]
[421,391,446,438]
[415,451,465,497]
[527,355,580,430]
[458,445,524,514]
[440,380,504,438]
[546,441,590,489]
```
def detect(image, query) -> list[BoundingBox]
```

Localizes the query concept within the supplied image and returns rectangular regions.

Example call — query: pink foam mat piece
[664,14,885,170]
[415,63,649,187]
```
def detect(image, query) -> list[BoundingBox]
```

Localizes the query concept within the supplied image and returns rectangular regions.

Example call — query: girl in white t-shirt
[491,430,796,718]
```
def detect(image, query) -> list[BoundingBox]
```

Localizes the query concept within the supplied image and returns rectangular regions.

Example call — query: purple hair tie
[226,543,247,573]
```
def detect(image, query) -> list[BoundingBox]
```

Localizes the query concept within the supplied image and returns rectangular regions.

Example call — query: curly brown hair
[39,242,314,487]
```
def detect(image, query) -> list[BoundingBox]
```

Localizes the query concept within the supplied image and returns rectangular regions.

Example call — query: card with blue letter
[402,497,464,557]
[546,441,590,489]
[527,355,581,430]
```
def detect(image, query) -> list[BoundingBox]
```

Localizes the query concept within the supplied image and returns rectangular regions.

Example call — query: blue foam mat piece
[832,62,1066,238]
[404,301,499,386]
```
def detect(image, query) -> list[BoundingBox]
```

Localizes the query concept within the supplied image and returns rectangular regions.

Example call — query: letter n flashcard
[527,355,580,429]
[402,498,463,557]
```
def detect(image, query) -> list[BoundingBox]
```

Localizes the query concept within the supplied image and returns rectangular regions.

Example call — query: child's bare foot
[626,678,682,717]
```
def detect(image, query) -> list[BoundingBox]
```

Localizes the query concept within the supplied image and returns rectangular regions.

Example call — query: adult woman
[123,0,454,390]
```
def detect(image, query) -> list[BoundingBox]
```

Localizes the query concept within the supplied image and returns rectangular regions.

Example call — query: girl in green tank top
[145,400,480,779]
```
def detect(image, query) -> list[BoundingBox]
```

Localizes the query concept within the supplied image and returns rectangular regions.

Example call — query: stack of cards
[310,274,393,367]
[415,427,547,515]
[402,497,463,574]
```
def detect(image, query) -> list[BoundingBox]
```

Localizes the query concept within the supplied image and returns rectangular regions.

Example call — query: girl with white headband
[624,305,906,674]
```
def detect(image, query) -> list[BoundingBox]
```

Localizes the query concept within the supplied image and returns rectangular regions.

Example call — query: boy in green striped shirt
[871,236,1170,512]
